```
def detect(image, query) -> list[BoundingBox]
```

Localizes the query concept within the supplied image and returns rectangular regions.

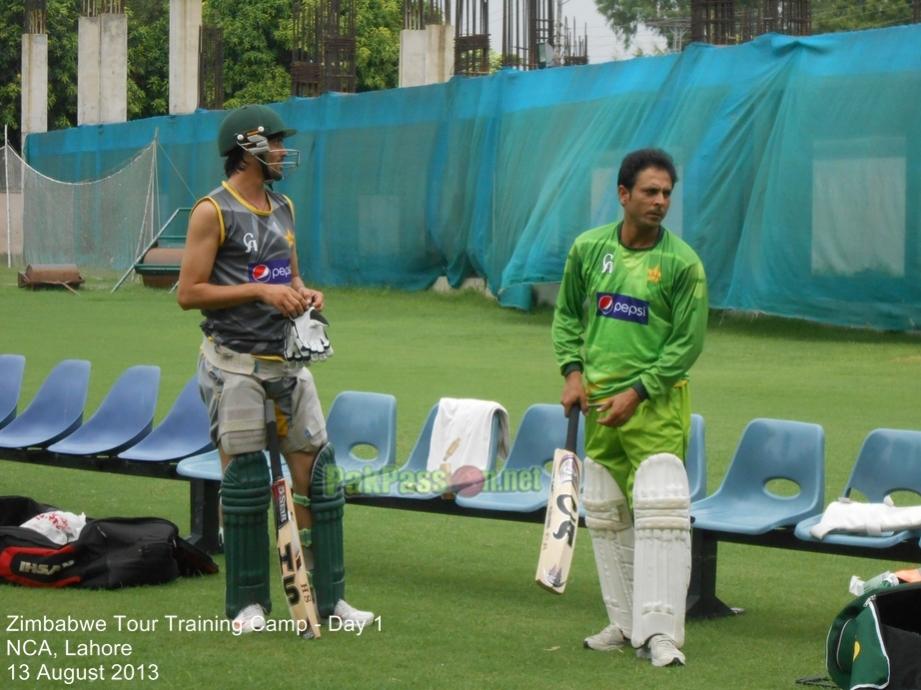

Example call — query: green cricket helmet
[217,104,299,176]
[218,104,295,155]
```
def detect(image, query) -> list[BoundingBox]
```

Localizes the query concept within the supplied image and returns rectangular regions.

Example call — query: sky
[485,0,668,65]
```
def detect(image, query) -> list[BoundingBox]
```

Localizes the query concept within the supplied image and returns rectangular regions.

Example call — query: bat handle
[565,406,579,453]
[264,399,283,479]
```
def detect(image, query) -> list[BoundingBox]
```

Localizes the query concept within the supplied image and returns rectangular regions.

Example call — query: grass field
[1,268,919,689]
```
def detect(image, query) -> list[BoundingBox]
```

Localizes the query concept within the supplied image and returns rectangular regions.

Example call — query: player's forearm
[638,305,707,398]
[177,280,266,311]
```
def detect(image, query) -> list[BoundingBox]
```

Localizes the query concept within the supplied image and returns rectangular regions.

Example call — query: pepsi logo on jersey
[249,259,292,284]
[596,292,649,325]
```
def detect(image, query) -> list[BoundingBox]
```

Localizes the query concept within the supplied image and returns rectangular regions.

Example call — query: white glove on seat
[284,307,333,363]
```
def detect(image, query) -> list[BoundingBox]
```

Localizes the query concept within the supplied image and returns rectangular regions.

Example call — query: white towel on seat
[426,398,509,475]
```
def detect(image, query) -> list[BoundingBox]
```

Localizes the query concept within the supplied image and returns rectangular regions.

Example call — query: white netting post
[4,127,10,268]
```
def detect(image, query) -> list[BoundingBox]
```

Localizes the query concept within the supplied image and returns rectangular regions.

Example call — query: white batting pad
[811,496,921,539]
[631,453,691,649]
[583,458,635,637]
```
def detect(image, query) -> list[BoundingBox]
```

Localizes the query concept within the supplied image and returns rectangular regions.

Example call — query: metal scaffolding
[561,18,587,66]
[502,0,557,69]
[80,0,123,16]
[198,26,224,110]
[404,0,450,29]
[24,0,46,34]
[291,0,356,96]
[454,0,490,76]
[691,0,810,45]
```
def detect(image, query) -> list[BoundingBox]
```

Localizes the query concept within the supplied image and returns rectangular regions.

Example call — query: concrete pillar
[78,12,127,125]
[398,24,455,87]
[21,33,48,136]
[169,0,202,114]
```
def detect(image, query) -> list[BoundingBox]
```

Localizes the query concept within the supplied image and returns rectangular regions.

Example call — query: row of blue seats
[0,353,705,510]
[4,355,920,554]
[175,397,707,512]
[0,355,212,461]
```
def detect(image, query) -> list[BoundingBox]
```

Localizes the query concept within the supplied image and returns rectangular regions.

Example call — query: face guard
[235,126,300,180]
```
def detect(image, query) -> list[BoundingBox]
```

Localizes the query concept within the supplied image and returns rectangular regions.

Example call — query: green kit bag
[827,582,921,690]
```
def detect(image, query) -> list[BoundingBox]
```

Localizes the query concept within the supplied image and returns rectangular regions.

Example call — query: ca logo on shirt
[243,232,258,254]
[601,253,614,274]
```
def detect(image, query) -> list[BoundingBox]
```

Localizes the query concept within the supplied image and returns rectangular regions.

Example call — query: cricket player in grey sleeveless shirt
[177,104,375,635]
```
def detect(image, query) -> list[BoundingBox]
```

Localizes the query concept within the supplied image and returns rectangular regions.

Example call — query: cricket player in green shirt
[552,148,707,667]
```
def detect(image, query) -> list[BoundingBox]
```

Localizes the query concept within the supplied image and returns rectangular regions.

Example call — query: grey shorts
[197,350,327,456]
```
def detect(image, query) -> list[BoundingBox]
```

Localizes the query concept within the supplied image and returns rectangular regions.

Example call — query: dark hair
[617,148,678,190]
[224,146,247,178]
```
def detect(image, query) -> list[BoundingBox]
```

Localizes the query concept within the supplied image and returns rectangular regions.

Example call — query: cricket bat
[535,407,582,594]
[264,400,322,639]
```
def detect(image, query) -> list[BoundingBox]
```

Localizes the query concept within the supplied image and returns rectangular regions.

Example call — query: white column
[399,24,455,87]
[100,12,128,123]
[77,15,102,125]
[78,12,127,125]
[21,33,48,135]
[169,0,202,114]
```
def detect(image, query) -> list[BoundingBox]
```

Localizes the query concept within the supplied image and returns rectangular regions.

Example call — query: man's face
[263,137,287,181]
[618,166,673,232]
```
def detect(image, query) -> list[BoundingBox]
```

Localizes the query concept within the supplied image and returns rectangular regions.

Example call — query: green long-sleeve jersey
[552,221,708,403]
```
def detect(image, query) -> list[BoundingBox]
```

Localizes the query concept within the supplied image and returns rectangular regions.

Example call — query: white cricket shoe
[583,624,628,651]
[333,599,375,627]
[232,604,266,635]
[636,634,686,667]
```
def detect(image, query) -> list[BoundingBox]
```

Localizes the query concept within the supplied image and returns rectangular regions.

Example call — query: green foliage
[811,0,917,33]
[355,0,401,92]
[126,0,169,120]
[0,0,402,140]
[595,0,918,49]
[203,0,293,106]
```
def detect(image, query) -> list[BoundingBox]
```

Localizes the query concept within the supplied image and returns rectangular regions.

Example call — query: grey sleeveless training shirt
[199,181,297,355]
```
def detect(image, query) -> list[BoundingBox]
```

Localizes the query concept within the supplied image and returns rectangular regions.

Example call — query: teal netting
[24,25,921,330]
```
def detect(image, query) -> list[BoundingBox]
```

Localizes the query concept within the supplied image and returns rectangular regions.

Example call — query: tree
[203,0,293,107]
[0,1,78,148]
[126,0,169,120]
[0,0,403,142]
[354,0,401,92]
[594,0,919,50]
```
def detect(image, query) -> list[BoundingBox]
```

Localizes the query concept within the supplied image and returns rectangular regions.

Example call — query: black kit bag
[0,496,217,589]
[827,581,921,690]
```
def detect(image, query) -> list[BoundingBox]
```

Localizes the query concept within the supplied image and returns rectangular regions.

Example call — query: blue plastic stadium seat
[118,376,215,462]
[353,405,438,499]
[325,391,397,488]
[687,413,707,503]
[48,365,160,457]
[176,449,283,481]
[176,449,223,481]
[795,429,921,548]
[0,354,26,430]
[691,418,825,534]
[0,359,91,450]
[456,404,579,513]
